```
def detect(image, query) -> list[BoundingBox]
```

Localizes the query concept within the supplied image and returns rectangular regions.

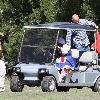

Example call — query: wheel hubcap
[98,81,100,90]
[49,79,55,91]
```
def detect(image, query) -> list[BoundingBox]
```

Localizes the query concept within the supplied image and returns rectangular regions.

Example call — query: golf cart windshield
[19,22,96,64]
[20,29,62,64]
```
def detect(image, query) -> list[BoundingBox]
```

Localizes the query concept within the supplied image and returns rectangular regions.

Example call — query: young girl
[56,44,77,82]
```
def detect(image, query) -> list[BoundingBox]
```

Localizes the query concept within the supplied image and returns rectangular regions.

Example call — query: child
[56,44,77,82]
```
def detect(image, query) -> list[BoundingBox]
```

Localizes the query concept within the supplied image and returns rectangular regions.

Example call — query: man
[66,14,98,51]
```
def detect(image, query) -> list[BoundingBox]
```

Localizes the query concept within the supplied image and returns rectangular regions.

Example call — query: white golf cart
[10,22,100,92]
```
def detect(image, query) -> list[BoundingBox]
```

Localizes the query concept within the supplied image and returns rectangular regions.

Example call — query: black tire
[77,87,83,89]
[92,77,100,92]
[10,75,24,92]
[41,76,56,92]
[56,86,70,92]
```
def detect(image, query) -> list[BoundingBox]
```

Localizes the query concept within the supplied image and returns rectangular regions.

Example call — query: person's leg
[0,75,5,92]
[84,45,90,51]
[58,65,70,82]
[75,43,90,51]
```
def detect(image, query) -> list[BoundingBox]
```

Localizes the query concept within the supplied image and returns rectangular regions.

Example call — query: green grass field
[0,79,100,100]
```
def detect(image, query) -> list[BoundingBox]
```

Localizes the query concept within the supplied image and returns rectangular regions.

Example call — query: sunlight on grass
[0,79,100,100]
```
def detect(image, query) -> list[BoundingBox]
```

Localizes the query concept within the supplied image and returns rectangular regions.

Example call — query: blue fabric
[56,50,77,70]
[75,43,90,51]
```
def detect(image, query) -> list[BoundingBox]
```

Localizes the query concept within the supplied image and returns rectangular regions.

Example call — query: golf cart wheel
[56,86,70,92]
[92,77,100,92]
[10,75,24,92]
[41,76,56,92]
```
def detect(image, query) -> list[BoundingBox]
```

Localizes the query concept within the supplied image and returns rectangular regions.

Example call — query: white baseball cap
[61,44,71,55]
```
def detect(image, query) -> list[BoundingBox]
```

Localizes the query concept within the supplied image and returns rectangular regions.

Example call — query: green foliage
[88,0,100,25]
[0,0,100,64]
[80,0,96,19]
[55,0,83,21]
[3,29,23,61]
[40,0,58,22]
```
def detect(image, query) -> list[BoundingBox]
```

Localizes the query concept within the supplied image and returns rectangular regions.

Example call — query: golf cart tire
[92,77,100,92]
[10,75,24,92]
[56,86,70,92]
[41,76,56,92]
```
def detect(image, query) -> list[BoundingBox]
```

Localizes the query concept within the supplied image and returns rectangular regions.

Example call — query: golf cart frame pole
[51,30,60,63]
[18,29,26,63]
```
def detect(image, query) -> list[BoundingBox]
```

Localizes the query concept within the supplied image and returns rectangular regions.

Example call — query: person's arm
[85,19,98,29]
[66,29,72,46]
[79,19,98,29]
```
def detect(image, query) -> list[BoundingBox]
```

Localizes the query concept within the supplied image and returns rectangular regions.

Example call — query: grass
[0,79,100,100]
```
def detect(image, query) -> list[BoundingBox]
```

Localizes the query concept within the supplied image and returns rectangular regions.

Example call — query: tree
[89,0,100,25]
[0,0,100,65]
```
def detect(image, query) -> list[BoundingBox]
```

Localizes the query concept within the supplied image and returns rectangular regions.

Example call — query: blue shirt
[66,19,96,47]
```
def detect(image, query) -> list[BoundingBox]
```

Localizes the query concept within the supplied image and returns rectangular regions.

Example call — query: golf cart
[10,22,100,92]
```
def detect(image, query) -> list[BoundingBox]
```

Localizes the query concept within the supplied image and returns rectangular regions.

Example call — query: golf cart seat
[71,49,79,59]
[71,50,98,71]
[71,49,98,63]
[79,51,98,63]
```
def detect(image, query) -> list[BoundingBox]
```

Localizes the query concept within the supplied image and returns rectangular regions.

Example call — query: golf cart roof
[23,22,96,31]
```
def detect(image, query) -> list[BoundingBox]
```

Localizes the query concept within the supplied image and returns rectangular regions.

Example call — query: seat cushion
[71,49,79,58]
[79,51,98,63]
